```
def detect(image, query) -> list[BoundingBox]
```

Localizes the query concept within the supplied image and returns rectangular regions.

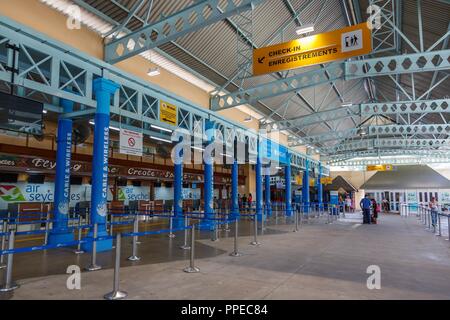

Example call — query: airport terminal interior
[0,0,449,302]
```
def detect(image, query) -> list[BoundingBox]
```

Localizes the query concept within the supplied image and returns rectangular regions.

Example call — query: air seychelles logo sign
[0,185,26,202]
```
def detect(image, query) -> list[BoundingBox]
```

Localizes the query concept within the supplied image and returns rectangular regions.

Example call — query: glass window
[424,192,428,202]
[419,192,423,202]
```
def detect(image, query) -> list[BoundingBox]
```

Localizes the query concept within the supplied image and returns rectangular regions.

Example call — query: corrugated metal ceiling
[73,0,449,153]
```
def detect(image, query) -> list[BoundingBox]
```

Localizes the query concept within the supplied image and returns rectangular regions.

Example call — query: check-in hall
[0,0,449,308]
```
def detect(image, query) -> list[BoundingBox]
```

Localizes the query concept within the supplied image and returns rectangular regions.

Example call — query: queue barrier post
[104,233,127,300]
[0,231,19,292]
[250,214,260,246]
[230,218,242,257]
[128,217,141,261]
[437,213,442,236]
[183,224,200,273]
[168,213,175,239]
[294,207,299,232]
[0,219,7,268]
[85,223,102,271]
[74,215,84,255]
[446,215,450,241]
[211,213,219,242]
[43,211,50,246]
[180,214,191,250]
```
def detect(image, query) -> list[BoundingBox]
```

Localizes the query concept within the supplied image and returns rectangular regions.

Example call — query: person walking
[429,196,438,228]
[248,193,253,213]
[360,194,372,224]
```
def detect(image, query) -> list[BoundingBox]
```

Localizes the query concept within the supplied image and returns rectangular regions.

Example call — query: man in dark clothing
[360,195,372,224]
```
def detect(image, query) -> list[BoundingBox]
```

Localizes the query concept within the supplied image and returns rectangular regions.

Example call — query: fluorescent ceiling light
[147,67,161,77]
[89,120,120,132]
[191,146,204,151]
[276,166,282,170]
[296,24,315,35]
[220,153,232,158]
[341,103,353,107]
[150,135,171,143]
[43,109,48,114]
[151,124,172,133]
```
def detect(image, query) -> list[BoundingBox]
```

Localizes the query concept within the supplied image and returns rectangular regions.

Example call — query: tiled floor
[2,212,450,300]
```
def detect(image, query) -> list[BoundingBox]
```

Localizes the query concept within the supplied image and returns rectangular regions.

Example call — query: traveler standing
[360,194,372,224]
[371,198,379,224]
[248,193,253,213]
[429,197,438,227]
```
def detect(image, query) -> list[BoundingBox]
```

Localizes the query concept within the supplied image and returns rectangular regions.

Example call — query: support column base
[198,220,215,231]
[48,231,74,245]
[172,217,184,229]
[81,230,112,252]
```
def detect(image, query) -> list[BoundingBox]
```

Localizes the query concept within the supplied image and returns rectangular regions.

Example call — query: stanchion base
[168,233,176,239]
[183,266,200,273]
[127,255,141,261]
[85,264,102,271]
[0,282,19,292]
[229,252,243,257]
[250,241,260,246]
[211,238,219,242]
[74,249,84,255]
[179,245,191,250]
[104,290,128,300]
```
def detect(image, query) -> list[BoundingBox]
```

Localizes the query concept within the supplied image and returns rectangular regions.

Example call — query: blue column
[318,163,323,207]
[256,147,263,222]
[302,159,310,213]
[82,78,119,252]
[285,153,292,216]
[199,120,214,230]
[173,142,184,228]
[231,159,239,219]
[48,97,74,244]
[264,166,272,217]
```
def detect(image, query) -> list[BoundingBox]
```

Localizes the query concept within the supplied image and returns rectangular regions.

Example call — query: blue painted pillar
[199,120,214,230]
[303,159,310,213]
[318,164,323,207]
[264,166,272,217]
[48,97,74,244]
[256,144,263,222]
[231,159,239,219]
[285,153,292,216]
[173,145,184,228]
[83,78,119,252]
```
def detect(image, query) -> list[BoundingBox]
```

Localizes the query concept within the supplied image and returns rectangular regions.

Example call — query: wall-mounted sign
[367,164,394,171]
[253,23,372,76]
[159,100,177,126]
[119,128,143,156]
[0,154,244,185]
[320,177,333,185]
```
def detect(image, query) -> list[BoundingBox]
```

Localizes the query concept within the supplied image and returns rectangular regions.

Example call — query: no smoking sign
[120,129,143,156]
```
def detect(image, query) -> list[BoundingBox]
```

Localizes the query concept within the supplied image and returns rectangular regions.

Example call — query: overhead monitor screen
[0,91,44,135]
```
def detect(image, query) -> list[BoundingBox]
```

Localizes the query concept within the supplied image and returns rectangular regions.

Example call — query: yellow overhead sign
[320,177,333,185]
[159,100,177,126]
[367,164,394,172]
[309,178,316,187]
[295,175,303,185]
[253,23,372,76]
